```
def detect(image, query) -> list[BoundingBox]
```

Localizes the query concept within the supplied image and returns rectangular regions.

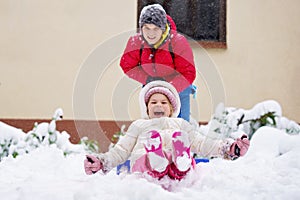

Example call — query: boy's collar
[153,24,170,49]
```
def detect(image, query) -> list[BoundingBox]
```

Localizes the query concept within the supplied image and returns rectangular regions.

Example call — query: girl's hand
[84,155,103,175]
[229,135,250,159]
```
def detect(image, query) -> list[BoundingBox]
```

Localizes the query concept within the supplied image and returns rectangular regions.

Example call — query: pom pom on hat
[144,86,177,112]
[139,4,167,31]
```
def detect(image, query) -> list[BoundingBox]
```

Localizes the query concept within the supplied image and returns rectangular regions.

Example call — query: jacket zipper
[150,48,156,74]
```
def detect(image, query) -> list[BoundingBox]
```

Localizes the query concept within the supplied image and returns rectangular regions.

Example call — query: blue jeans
[178,85,197,122]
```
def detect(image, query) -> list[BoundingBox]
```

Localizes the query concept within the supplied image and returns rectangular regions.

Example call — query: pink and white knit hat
[144,86,177,112]
[139,80,181,119]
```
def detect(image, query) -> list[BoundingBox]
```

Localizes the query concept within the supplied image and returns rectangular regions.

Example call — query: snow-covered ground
[0,101,300,200]
[0,126,300,200]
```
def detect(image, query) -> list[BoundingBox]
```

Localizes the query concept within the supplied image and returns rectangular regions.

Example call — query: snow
[243,100,282,121]
[0,127,299,200]
[1,102,300,199]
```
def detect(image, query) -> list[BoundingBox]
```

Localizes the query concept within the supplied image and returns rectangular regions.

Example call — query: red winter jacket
[120,16,196,92]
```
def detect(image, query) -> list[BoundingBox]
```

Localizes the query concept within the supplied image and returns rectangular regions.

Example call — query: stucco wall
[0,0,299,122]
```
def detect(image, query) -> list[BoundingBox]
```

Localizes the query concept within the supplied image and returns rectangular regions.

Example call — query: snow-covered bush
[111,125,126,144]
[108,124,126,150]
[206,100,299,140]
[0,122,27,160]
[0,109,86,161]
[79,137,100,154]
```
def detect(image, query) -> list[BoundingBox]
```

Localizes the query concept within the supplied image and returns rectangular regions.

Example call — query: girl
[119,4,196,122]
[84,81,250,181]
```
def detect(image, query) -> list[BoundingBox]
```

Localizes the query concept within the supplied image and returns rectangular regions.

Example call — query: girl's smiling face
[147,93,172,119]
[142,23,163,45]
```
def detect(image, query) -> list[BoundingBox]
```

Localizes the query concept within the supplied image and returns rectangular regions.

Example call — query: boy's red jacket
[120,15,196,92]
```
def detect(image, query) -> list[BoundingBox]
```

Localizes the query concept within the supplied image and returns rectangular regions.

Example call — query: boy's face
[147,93,172,119]
[142,24,163,45]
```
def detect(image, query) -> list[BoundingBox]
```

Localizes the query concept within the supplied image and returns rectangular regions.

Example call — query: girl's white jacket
[97,81,233,173]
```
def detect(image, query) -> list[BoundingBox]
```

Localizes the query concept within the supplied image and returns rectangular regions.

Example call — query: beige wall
[0,0,299,122]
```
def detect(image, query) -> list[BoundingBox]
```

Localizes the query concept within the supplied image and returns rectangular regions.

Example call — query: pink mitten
[229,135,250,159]
[84,155,103,175]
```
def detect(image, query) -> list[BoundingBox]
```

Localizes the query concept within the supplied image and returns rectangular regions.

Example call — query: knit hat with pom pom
[139,4,167,31]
